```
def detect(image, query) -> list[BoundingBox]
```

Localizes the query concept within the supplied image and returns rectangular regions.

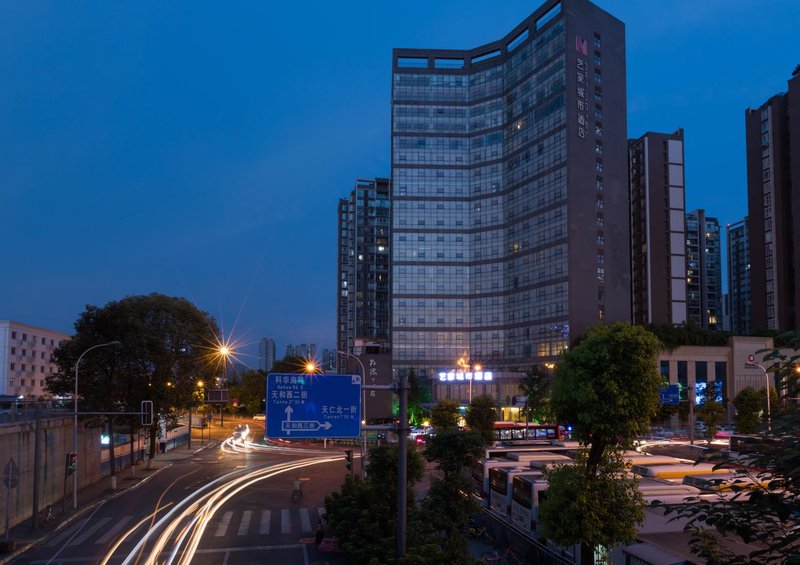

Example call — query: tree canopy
[546,322,662,564]
[228,369,265,415]
[519,366,555,424]
[464,394,497,444]
[551,322,663,463]
[48,293,221,462]
[430,399,461,430]
[695,396,726,442]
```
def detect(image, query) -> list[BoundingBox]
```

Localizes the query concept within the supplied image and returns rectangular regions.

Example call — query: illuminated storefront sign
[437,371,493,382]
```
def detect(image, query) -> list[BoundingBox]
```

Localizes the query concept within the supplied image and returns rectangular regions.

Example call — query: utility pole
[396,373,408,559]
[30,402,42,531]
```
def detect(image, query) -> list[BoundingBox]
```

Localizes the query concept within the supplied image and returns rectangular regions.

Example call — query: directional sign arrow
[281,420,333,432]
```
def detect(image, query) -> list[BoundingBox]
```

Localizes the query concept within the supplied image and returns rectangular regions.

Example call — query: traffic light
[344,450,353,473]
[141,400,153,426]
[66,452,77,476]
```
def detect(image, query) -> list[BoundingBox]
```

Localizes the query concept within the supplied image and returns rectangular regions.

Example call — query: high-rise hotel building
[744,72,800,332]
[391,0,629,397]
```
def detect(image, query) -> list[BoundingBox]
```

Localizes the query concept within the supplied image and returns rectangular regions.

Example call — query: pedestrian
[315,519,324,545]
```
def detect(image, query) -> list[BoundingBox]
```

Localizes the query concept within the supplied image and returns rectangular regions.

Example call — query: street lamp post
[457,357,482,404]
[338,351,367,479]
[74,340,120,510]
[219,346,229,427]
[745,361,772,433]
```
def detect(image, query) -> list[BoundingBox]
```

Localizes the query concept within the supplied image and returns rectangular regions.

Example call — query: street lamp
[745,360,772,433]
[338,351,367,479]
[457,357,482,404]
[74,340,120,509]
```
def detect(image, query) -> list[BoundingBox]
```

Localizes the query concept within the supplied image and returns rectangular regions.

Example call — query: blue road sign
[266,373,362,439]
[659,384,680,406]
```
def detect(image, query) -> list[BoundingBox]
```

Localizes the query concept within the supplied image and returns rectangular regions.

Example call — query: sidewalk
[0,423,233,564]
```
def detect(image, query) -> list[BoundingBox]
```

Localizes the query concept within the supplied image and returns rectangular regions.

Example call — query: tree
[541,453,645,554]
[430,399,461,430]
[734,387,765,434]
[407,368,428,426]
[324,443,425,563]
[48,293,221,465]
[422,427,484,481]
[227,369,265,415]
[545,322,662,564]
[519,366,555,424]
[695,396,726,441]
[464,394,497,444]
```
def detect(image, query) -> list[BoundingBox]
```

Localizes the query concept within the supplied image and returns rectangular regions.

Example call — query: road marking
[299,508,311,532]
[95,515,133,544]
[45,519,89,547]
[280,509,290,534]
[215,511,233,537]
[70,516,112,546]
[259,510,271,534]
[238,510,252,536]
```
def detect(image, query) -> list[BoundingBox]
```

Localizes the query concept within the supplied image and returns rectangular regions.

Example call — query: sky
[1,1,798,367]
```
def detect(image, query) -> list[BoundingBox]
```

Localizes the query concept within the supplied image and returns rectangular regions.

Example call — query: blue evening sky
[1,1,797,366]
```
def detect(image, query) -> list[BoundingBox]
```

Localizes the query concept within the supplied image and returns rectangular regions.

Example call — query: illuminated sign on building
[437,371,493,382]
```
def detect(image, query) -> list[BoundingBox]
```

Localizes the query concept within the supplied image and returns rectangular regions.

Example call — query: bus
[489,467,543,516]
[509,473,704,537]
[682,473,772,492]
[631,463,733,480]
[483,441,577,460]
[471,452,568,497]
[492,421,562,442]
[621,454,682,467]
[636,477,700,497]
[725,434,786,467]
[510,475,549,534]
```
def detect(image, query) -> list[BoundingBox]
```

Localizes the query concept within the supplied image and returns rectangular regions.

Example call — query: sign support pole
[396,373,408,559]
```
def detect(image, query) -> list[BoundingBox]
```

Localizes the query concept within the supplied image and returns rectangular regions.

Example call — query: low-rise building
[0,320,71,398]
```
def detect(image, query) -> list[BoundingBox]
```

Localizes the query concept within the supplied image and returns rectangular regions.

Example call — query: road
[13,424,352,564]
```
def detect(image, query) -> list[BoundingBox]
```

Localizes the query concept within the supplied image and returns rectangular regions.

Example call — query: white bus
[682,473,771,492]
[471,452,571,497]
[482,442,576,460]
[631,463,733,480]
[510,475,549,535]
[489,466,544,516]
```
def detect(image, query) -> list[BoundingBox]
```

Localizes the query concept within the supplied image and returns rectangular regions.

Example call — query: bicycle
[481,545,524,564]
[38,505,55,527]
[460,524,494,545]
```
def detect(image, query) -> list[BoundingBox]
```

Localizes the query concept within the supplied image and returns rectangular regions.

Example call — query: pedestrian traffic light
[66,452,77,476]
[344,450,353,472]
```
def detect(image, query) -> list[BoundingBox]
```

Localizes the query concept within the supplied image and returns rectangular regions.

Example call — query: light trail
[113,456,341,565]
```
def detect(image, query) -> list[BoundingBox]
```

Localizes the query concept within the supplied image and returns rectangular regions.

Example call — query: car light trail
[112,456,341,565]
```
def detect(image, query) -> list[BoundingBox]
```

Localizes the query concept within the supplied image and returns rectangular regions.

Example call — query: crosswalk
[44,507,327,548]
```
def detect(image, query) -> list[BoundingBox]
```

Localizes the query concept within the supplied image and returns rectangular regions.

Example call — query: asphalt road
[13,426,352,565]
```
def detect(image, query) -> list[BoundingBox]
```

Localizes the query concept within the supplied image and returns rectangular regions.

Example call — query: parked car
[253,413,266,421]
